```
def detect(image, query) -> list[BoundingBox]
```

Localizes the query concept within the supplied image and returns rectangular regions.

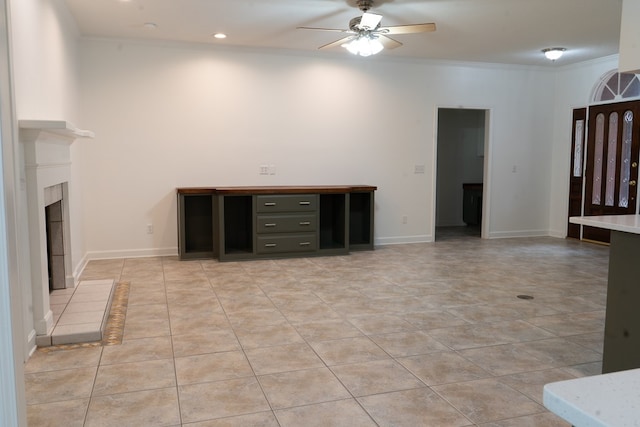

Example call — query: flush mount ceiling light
[342,34,384,57]
[213,33,227,39]
[542,47,566,61]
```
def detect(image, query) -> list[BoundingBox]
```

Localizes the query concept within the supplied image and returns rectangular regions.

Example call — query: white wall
[77,40,557,255]
[548,55,620,237]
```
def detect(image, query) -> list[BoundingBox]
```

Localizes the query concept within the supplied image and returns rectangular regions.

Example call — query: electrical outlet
[259,165,269,175]
[414,165,425,174]
[269,164,276,175]
[146,224,154,234]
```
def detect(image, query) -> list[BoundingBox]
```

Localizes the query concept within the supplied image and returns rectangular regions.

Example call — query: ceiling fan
[297,0,436,57]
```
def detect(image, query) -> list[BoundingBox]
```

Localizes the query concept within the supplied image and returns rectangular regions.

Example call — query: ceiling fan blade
[318,36,355,50]
[360,12,383,30]
[378,35,403,50]
[297,26,353,33]
[378,23,436,35]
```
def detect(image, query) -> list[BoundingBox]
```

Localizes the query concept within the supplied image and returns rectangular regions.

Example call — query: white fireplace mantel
[19,119,94,339]
[19,120,94,140]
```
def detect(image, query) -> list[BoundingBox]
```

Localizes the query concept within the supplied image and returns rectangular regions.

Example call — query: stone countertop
[570,215,640,235]
[544,368,640,426]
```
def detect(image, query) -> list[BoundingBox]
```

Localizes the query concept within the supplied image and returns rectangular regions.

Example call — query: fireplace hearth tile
[39,279,116,347]
[52,323,102,345]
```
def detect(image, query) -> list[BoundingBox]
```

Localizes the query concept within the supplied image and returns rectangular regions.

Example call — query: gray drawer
[256,195,317,213]
[257,233,317,254]
[257,214,317,234]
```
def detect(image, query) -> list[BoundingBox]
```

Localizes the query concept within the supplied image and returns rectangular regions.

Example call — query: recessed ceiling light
[542,47,566,61]
[143,22,158,30]
[213,33,227,39]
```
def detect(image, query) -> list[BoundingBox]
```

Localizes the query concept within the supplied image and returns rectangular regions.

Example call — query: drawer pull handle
[299,242,311,246]
[299,222,311,226]
[264,202,276,206]
[265,243,277,248]
[264,223,277,227]
[299,201,311,206]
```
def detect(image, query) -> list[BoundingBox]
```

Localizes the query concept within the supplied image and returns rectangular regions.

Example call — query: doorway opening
[435,108,487,241]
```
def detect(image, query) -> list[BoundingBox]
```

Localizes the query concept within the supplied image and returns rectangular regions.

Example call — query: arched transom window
[592,70,640,103]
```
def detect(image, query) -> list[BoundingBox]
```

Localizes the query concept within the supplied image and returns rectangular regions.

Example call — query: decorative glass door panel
[584,101,640,243]
[567,108,586,239]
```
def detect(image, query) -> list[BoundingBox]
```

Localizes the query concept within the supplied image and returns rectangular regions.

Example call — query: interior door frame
[431,106,492,241]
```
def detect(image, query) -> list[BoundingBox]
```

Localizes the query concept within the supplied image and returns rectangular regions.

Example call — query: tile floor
[24,237,609,426]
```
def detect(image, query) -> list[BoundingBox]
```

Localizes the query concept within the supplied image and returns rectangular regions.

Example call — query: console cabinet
[177,186,375,261]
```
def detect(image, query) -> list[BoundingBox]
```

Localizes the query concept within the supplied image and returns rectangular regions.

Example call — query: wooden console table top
[177,185,377,195]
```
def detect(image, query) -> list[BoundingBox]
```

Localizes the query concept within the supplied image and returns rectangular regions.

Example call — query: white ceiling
[63,0,623,66]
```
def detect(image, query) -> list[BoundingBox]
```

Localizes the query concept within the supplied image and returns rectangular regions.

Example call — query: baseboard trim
[375,235,434,245]
[84,247,178,261]
[485,230,550,239]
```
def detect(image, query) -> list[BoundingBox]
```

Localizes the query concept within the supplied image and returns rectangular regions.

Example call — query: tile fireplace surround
[19,120,94,347]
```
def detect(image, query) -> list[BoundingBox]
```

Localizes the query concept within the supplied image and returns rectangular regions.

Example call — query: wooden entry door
[567,108,586,239]
[583,100,640,243]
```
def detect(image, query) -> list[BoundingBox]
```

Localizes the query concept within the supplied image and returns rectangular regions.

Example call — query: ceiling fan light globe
[343,35,383,56]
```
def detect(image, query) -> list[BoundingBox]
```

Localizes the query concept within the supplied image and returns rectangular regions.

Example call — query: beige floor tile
[25,347,102,373]
[275,399,377,427]
[123,317,171,339]
[175,351,253,385]
[25,367,97,404]
[280,303,342,322]
[178,377,270,423]
[172,329,241,357]
[85,387,180,427]
[331,359,425,396]
[428,320,556,350]
[477,411,571,426]
[169,313,231,336]
[125,303,169,321]
[234,322,304,349]
[565,332,605,354]
[459,344,556,376]
[447,302,547,324]
[527,311,605,336]
[309,336,389,366]
[128,289,167,306]
[432,378,545,424]
[292,319,363,341]
[400,310,469,330]
[499,368,578,405]
[28,238,613,426]
[226,308,287,328]
[93,359,176,395]
[27,398,89,427]
[183,411,279,426]
[358,387,472,427]
[398,351,490,385]
[563,361,602,377]
[348,314,416,335]
[258,367,350,409]
[370,330,450,357]
[513,337,603,367]
[101,336,173,365]
[245,343,325,375]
